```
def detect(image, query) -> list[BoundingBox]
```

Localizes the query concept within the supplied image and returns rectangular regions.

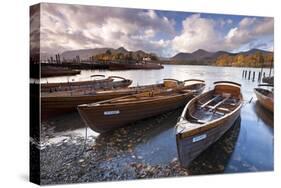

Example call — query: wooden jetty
[77,80,205,133]
[108,62,163,70]
[176,81,243,167]
[42,61,164,71]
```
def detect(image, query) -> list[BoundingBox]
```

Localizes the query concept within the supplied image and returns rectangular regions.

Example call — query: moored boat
[41,66,81,78]
[254,84,273,113]
[41,75,132,92]
[41,79,192,118]
[176,81,243,167]
[77,80,205,133]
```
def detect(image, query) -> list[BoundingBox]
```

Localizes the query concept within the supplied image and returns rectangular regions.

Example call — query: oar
[242,96,254,107]
[248,97,253,104]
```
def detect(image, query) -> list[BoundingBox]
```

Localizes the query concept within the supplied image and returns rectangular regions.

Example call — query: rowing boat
[176,81,243,167]
[41,79,196,118]
[41,66,81,77]
[41,75,132,92]
[77,80,205,133]
[254,84,273,113]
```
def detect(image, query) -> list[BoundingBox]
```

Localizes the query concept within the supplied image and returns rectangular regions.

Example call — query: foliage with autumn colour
[215,52,273,67]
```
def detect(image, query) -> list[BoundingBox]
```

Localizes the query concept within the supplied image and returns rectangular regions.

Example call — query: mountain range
[42,47,273,67]
[170,48,273,65]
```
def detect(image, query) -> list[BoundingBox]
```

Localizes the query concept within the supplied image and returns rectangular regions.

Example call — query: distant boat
[41,79,201,118]
[254,84,273,113]
[41,66,81,78]
[108,62,163,70]
[41,75,132,92]
[77,79,205,133]
[262,76,273,85]
[176,81,243,167]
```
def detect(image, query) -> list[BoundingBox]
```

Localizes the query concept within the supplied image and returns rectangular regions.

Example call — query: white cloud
[171,14,273,54]
[225,17,273,49]
[38,3,273,57]
[171,14,222,53]
[39,4,175,56]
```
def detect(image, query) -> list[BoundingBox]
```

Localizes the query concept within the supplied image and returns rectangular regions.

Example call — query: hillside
[170,49,273,67]
[60,47,158,62]
[61,48,120,60]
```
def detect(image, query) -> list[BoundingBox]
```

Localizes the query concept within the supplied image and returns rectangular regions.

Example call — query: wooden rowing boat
[41,79,205,119]
[77,80,205,133]
[41,66,81,77]
[176,81,243,167]
[254,84,273,113]
[41,75,132,92]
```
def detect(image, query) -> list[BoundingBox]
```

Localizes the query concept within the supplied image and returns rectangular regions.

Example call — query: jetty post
[269,60,273,77]
[248,70,251,80]
[55,54,58,64]
[245,70,247,79]
[252,71,255,82]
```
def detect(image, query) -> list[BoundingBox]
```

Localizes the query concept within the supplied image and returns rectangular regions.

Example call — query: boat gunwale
[213,81,241,87]
[78,91,194,108]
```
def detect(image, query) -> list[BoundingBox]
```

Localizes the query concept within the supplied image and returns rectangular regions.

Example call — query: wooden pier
[242,69,273,83]
[41,55,164,71]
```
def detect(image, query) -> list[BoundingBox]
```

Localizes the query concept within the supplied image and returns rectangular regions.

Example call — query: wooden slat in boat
[77,81,206,133]
[200,95,220,108]
[176,81,243,167]
[254,87,273,113]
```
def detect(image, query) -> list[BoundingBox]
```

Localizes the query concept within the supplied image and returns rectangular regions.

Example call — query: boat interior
[87,88,189,106]
[186,83,242,124]
[255,88,273,99]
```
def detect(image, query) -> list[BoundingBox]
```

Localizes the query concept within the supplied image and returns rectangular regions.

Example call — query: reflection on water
[254,101,273,127]
[43,65,273,174]
[188,117,241,174]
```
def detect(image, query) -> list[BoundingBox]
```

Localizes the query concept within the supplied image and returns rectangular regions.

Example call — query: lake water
[42,65,273,177]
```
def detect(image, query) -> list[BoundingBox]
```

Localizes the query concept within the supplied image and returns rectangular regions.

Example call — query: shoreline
[39,110,189,184]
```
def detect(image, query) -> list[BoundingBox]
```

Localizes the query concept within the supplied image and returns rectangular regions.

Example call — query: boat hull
[254,88,273,112]
[78,93,193,133]
[176,81,243,167]
[41,90,139,119]
[176,108,241,167]
[41,82,174,118]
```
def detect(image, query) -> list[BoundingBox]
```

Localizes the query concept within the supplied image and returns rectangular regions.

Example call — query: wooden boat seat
[216,107,231,113]
[207,96,230,111]
[200,95,220,108]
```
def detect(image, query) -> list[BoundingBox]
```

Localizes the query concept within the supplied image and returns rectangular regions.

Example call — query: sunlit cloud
[32,3,273,57]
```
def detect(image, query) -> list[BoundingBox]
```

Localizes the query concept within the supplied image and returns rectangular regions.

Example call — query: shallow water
[41,65,273,180]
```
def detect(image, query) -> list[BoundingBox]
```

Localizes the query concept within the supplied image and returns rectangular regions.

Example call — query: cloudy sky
[36,3,274,57]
